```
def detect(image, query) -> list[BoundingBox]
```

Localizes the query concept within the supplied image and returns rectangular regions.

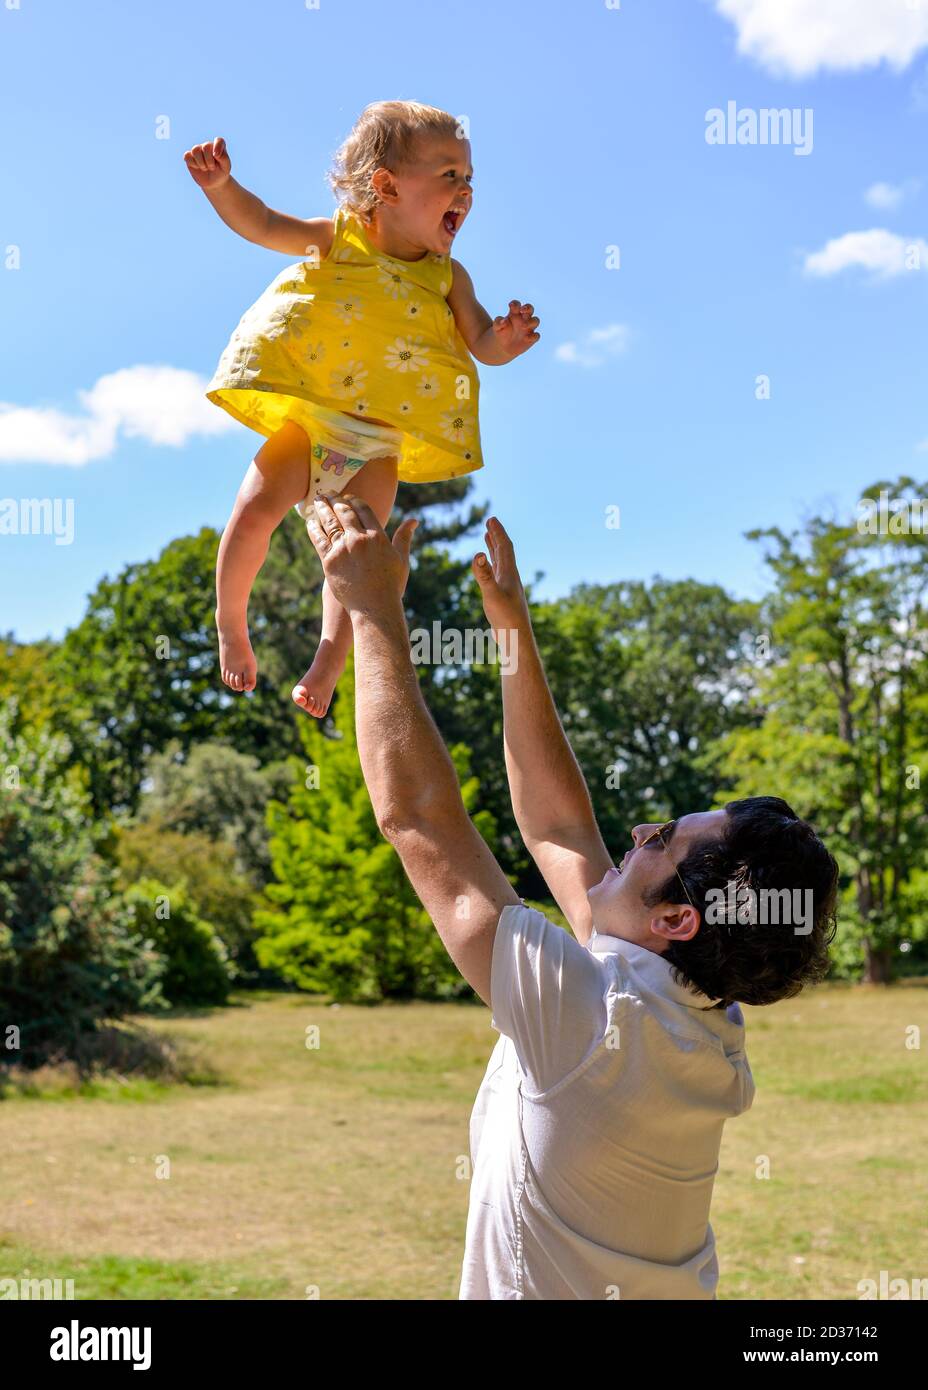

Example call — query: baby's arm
[447,260,540,365]
[184,137,333,259]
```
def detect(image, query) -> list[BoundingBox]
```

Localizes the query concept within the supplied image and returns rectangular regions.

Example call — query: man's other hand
[472,516,530,632]
[303,495,418,615]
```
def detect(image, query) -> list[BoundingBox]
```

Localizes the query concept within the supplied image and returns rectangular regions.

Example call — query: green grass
[0,1239,287,1300]
[1,979,925,1300]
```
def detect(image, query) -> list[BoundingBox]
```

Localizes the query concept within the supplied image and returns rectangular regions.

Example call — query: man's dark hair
[642,797,839,1008]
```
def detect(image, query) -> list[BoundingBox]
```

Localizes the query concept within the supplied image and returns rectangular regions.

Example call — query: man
[303,494,839,1302]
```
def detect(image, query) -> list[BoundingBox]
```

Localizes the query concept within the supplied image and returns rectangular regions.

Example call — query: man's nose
[631,823,652,848]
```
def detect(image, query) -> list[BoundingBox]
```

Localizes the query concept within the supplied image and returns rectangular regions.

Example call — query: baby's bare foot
[292,639,346,718]
[217,620,257,693]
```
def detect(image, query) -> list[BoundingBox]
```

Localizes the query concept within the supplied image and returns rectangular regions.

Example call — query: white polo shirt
[459,902,755,1300]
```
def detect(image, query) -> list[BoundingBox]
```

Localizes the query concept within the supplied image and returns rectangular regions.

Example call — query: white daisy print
[416,373,440,399]
[378,264,410,299]
[267,306,310,341]
[439,409,473,446]
[398,401,413,415]
[404,300,424,321]
[329,360,368,399]
[384,337,429,373]
[236,347,263,382]
[334,296,364,325]
[306,342,327,365]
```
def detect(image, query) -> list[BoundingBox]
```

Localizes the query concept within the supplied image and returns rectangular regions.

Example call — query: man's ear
[370,166,400,206]
[649,904,701,944]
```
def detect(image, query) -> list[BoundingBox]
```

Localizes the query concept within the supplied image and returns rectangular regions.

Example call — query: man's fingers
[487,517,518,579]
[473,551,494,582]
[336,493,383,534]
[487,515,513,551]
[313,493,348,537]
[485,522,501,571]
[304,510,332,559]
[391,516,418,563]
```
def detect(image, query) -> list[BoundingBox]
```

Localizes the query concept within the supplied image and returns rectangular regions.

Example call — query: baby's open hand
[184,136,232,190]
[492,300,541,359]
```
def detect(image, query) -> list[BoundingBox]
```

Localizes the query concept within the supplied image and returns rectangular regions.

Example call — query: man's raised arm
[303,495,519,1006]
[473,518,613,944]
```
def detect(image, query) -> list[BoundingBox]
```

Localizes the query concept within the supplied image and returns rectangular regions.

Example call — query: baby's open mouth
[442,207,464,236]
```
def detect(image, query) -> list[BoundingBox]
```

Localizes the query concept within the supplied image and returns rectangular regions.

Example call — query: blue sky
[2,0,928,640]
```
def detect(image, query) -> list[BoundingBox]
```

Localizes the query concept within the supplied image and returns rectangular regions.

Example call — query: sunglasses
[637,821,697,911]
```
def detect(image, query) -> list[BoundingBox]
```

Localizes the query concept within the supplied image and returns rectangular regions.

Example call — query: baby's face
[391,134,473,255]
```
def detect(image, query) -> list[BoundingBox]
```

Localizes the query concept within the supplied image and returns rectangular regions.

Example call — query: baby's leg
[292,454,399,716]
[217,421,311,691]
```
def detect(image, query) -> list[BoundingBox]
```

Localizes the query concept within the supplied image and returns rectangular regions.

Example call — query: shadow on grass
[0,1021,223,1101]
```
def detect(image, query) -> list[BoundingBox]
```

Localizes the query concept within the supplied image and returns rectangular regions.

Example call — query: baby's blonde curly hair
[327,100,462,223]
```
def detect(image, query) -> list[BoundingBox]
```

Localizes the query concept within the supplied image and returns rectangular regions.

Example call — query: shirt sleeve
[490,902,609,1095]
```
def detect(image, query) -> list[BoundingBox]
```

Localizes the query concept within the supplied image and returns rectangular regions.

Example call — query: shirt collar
[587,929,722,1011]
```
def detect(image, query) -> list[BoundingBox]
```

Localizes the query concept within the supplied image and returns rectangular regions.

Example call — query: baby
[185,100,540,717]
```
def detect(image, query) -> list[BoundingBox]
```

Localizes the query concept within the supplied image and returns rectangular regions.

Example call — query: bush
[0,701,164,1071]
[123,879,232,1007]
[114,820,260,978]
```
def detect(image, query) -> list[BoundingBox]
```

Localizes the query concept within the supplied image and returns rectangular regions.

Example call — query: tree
[715,477,928,982]
[136,739,289,883]
[0,635,61,734]
[51,526,310,814]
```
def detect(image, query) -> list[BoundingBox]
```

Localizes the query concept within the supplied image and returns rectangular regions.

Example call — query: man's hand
[491,300,541,360]
[472,516,530,632]
[184,136,232,191]
[303,495,419,615]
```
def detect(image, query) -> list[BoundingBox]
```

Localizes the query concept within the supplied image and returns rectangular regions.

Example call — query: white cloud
[555,323,630,368]
[864,180,918,211]
[803,229,928,279]
[714,0,928,79]
[0,365,236,466]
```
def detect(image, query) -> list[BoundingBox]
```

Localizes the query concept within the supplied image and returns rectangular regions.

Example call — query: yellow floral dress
[205,206,483,484]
